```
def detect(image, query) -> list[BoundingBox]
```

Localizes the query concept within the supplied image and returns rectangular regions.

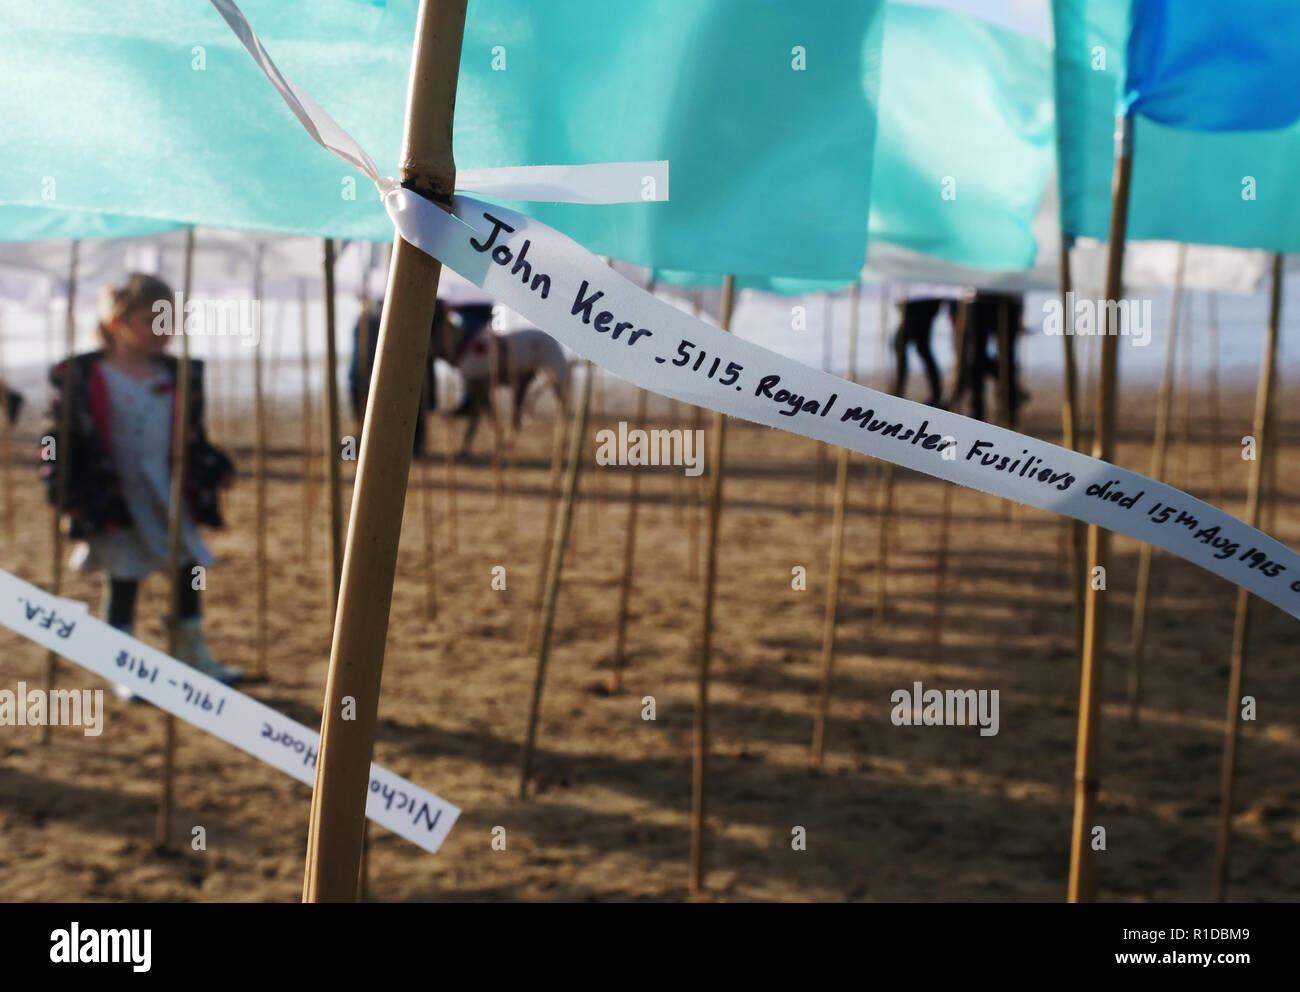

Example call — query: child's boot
[174,617,245,686]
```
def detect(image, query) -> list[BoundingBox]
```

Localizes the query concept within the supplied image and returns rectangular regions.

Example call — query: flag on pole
[1122,0,1300,132]
[1054,0,1300,252]
[0,0,885,282]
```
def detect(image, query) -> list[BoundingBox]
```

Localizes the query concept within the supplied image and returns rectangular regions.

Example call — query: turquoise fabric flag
[1053,0,1300,252]
[641,1,1058,294]
[869,2,1053,272]
[1122,0,1300,132]
[0,207,181,244]
[0,1,883,283]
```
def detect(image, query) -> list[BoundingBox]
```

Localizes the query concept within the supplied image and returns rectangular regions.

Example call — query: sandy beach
[1,373,1297,902]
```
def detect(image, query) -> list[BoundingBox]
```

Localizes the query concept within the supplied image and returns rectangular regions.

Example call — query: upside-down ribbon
[0,567,459,854]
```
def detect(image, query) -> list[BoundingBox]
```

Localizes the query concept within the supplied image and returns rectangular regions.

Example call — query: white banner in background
[216,0,1300,621]
[0,568,460,855]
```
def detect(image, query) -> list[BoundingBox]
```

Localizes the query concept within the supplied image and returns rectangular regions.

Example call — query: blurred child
[41,273,242,698]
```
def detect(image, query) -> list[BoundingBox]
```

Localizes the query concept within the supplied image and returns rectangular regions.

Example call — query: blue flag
[1054,0,1300,252]
[1123,0,1300,131]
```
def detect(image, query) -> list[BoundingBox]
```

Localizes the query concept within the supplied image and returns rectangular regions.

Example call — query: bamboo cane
[1059,238,1087,661]
[443,381,459,554]
[302,0,466,902]
[588,367,604,540]
[927,300,966,667]
[689,274,735,896]
[527,390,568,650]
[610,387,649,694]
[253,246,269,679]
[996,297,1015,526]
[1206,292,1223,506]
[1068,113,1134,904]
[671,396,687,524]
[322,238,344,614]
[689,404,703,582]
[299,278,314,561]
[489,325,504,507]
[420,431,437,621]
[0,307,14,545]
[157,227,196,849]
[1176,291,1195,491]
[930,480,955,662]
[44,239,79,747]
[872,284,895,626]
[1211,252,1283,903]
[687,294,705,582]
[519,360,594,797]
[810,279,859,768]
[815,294,831,529]
[1128,243,1186,722]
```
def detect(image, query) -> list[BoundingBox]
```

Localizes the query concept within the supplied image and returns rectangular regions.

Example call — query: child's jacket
[40,351,234,541]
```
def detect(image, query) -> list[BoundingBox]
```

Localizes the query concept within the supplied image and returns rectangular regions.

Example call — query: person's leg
[912,302,944,406]
[173,562,244,684]
[892,301,922,396]
[104,575,141,702]
[105,575,140,632]
[970,318,991,422]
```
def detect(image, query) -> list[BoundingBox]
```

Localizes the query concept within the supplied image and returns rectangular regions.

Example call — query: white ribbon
[0,568,460,854]
[215,0,1300,620]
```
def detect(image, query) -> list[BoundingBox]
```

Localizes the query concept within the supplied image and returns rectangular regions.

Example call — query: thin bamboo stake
[420,433,437,621]
[810,279,859,768]
[519,360,594,797]
[253,245,269,679]
[930,480,955,663]
[322,238,344,614]
[1059,238,1087,662]
[302,0,466,903]
[689,274,735,897]
[610,387,649,694]
[44,239,79,747]
[1206,292,1223,506]
[670,398,687,522]
[1068,113,1134,904]
[588,367,604,539]
[489,327,504,507]
[925,301,964,667]
[299,278,314,561]
[996,298,1015,526]
[872,284,895,626]
[0,307,14,545]
[1128,243,1186,721]
[689,404,702,582]
[1176,291,1195,491]
[527,392,568,650]
[157,227,196,850]
[442,385,459,554]
[814,294,831,529]
[1212,252,1283,903]
[686,294,705,582]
